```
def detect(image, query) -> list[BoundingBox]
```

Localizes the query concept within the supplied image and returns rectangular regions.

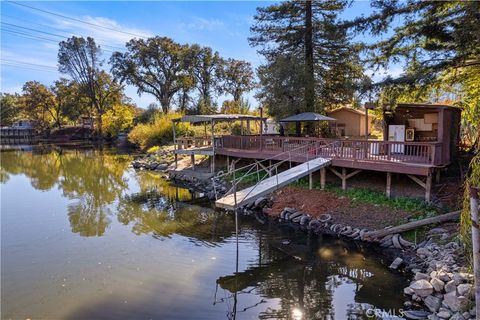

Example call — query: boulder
[437,310,451,319]
[404,286,415,295]
[409,279,434,297]
[457,283,472,296]
[417,247,432,257]
[436,271,451,282]
[442,291,460,312]
[389,257,403,270]
[444,280,456,293]
[424,295,442,312]
[415,272,430,281]
[430,278,444,292]
[449,313,465,320]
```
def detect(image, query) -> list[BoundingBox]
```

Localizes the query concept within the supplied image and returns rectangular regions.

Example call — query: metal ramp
[215,157,331,210]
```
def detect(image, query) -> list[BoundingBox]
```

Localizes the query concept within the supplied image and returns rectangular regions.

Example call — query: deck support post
[320,168,326,190]
[386,172,391,198]
[329,167,361,191]
[191,154,195,171]
[309,173,313,190]
[341,168,347,190]
[426,172,432,202]
[226,156,230,172]
[174,153,178,169]
[435,169,441,184]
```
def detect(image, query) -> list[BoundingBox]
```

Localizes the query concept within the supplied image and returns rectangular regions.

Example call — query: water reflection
[1,147,408,319]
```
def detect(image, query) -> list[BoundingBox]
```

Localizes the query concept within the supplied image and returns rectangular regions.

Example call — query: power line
[1,59,57,70]
[1,28,117,53]
[6,1,148,39]
[1,21,125,50]
[1,13,128,49]
[1,62,58,73]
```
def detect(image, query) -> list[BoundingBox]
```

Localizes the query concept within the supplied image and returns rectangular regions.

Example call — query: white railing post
[469,186,480,317]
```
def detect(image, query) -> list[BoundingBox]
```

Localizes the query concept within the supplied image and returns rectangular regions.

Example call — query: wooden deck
[215,157,331,210]
[214,135,443,176]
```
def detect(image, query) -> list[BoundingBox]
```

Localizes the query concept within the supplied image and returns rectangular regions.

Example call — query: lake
[1,146,408,319]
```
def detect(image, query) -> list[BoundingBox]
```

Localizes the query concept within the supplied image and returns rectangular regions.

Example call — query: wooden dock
[215,157,331,210]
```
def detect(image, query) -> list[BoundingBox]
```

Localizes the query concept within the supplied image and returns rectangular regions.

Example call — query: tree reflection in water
[216,229,407,319]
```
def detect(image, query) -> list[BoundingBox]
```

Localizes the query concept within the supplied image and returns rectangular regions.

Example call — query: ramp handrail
[213,141,335,208]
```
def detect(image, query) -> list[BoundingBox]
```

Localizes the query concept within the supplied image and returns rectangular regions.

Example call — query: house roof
[396,103,461,111]
[172,114,266,123]
[279,112,336,122]
[328,106,367,116]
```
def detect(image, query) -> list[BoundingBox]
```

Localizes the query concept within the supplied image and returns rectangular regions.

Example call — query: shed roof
[279,112,336,122]
[328,106,367,116]
[172,114,265,123]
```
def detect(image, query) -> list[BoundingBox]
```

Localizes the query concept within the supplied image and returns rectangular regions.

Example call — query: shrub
[146,146,160,154]
[102,104,135,137]
[128,112,192,149]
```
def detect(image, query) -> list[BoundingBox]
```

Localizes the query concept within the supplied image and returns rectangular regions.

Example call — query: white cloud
[179,18,224,31]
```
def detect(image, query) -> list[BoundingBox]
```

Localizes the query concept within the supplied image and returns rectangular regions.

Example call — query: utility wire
[1,62,58,73]
[1,59,57,70]
[1,22,125,51]
[1,28,116,53]
[6,1,148,39]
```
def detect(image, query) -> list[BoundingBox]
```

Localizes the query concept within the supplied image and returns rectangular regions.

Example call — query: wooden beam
[435,169,441,184]
[191,154,195,171]
[426,172,432,202]
[329,167,343,179]
[345,169,362,180]
[256,160,272,177]
[320,167,326,190]
[341,168,347,190]
[309,173,313,190]
[364,210,461,240]
[407,174,426,189]
[386,172,391,198]
[174,153,178,169]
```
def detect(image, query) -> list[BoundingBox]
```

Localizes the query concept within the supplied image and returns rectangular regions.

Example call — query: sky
[0,1,400,109]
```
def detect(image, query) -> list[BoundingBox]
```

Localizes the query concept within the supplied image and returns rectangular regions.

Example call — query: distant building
[327,107,373,138]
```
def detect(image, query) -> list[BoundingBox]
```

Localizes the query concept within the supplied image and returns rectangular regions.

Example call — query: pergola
[172,113,266,172]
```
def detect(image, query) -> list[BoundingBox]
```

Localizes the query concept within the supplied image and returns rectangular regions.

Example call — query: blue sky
[1,1,400,109]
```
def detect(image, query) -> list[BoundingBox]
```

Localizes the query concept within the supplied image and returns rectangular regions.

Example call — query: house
[327,107,373,138]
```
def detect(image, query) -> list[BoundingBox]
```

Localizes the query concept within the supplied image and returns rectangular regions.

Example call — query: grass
[225,168,270,188]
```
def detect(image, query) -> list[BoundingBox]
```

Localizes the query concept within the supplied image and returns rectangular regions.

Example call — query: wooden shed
[384,103,462,166]
[327,107,373,137]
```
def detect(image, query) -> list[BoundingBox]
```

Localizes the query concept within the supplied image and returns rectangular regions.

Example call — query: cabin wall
[327,110,361,137]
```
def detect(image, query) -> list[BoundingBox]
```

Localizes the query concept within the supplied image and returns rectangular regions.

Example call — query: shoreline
[130,150,476,320]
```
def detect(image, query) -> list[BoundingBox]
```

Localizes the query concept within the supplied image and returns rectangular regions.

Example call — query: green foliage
[146,146,160,154]
[20,80,56,131]
[220,98,250,114]
[461,153,480,268]
[0,93,21,126]
[221,58,255,102]
[101,104,135,137]
[110,36,196,114]
[128,112,192,149]
[51,78,88,127]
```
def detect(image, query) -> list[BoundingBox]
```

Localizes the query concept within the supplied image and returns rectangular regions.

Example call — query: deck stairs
[214,142,333,210]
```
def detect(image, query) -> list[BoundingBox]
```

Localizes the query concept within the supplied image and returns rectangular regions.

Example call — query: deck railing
[215,135,443,166]
[175,136,212,150]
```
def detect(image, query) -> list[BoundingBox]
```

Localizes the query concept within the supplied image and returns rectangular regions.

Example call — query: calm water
[1,146,408,320]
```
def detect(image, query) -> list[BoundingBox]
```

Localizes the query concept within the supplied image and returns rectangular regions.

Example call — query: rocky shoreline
[130,153,476,320]
[240,198,476,320]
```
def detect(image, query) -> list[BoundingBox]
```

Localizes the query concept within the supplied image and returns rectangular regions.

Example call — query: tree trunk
[304,0,315,112]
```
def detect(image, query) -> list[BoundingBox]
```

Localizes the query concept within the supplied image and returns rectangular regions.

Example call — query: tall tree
[58,36,122,134]
[190,45,223,111]
[221,58,255,103]
[348,1,480,87]
[250,0,364,118]
[20,81,56,131]
[110,36,195,114]
[51,79,87,128]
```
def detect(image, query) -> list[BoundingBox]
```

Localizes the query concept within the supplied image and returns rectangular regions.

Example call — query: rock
[404,286,415,295]
[417,247,432,257]
[402,310,430,319]
[389,257,403,270]
[415,272,430,281]
[457,283,472,296]
[430,278,445,292]
[444,280,457,293]
[436,271,451,282]
[410,279,434,297]
[449,312,465,320]
[156,164,168,171]
[424,295,442,312]
[437,310,451,319]
[462,312,471,320]
[442,290,460,312]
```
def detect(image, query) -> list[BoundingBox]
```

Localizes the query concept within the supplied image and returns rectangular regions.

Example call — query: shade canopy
[173,114,265,124]
[279,112,336,122]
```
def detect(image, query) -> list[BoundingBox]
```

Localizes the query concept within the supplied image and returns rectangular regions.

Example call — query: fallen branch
[363,210,461,240]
